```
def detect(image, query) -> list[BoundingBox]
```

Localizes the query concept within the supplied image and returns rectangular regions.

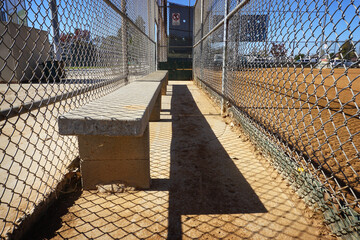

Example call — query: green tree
[339,40,356,60]
[294,53,305,61]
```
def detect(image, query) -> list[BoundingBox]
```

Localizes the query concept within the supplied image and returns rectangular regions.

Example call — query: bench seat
[58,71,168,190]
[136,70,168,95]
[59,81,162,137]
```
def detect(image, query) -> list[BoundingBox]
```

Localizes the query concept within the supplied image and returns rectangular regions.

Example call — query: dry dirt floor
[200,67,360,210]
[25,81,335,239]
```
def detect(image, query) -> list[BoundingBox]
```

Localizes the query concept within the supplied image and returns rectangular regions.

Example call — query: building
[0,0,28,26]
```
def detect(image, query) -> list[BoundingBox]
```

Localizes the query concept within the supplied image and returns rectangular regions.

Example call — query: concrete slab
[78,131,149,161]
[136,70,168,83]
[81,159,150,189]
[79,126,150,189]
[58,81,161,136]
[135,70,168,95]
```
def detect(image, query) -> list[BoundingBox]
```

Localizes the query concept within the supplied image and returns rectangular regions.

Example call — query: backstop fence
[193,0,359,238]
[0,0,166,238]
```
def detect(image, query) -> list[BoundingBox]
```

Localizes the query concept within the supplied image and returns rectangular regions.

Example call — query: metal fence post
[49,0,62,61]
[320,0,328,60]
[121,0,129,81]
[200,0,204,80]
[221,0,229,114]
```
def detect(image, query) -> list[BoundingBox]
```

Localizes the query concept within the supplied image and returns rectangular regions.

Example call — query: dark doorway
[158,2,193,80]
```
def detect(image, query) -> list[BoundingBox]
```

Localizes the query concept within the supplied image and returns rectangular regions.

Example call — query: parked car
[295,58,319,67]
[354,60,360,68]
[296,59,309,64]
[330,59,354,68]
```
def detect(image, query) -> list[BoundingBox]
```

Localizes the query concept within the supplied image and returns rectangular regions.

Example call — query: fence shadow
[167,85,267,239]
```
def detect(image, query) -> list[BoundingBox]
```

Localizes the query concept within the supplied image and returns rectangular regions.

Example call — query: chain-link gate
[0,0,166,238]
[193,0,360,238]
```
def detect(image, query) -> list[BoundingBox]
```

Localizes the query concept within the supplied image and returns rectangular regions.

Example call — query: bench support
[78,125,150,190]
[150,93,161,121]
[161,79,167,95]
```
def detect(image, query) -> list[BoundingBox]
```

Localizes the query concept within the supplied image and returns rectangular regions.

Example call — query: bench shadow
[21,190,82,240]
[167,85,267,239]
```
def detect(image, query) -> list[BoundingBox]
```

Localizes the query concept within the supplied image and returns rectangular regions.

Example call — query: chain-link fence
[0,0,166,238]
[193,0,360,238]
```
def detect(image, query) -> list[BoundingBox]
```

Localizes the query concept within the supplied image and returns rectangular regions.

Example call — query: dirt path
[25,81,333,239]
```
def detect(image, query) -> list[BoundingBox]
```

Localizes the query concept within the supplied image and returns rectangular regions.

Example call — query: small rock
[97,183,135,193]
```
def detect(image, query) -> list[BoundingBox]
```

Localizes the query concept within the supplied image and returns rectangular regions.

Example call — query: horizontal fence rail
[193,0,360,238]
[0,0,166,238]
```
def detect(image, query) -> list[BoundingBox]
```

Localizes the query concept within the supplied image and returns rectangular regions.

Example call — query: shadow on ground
[23,190,82,239]
[167,85,267,238]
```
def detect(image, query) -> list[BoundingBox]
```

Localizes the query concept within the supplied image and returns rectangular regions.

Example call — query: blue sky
[167,0,196,6]
[9,0,360,56]
[205,0,360,56]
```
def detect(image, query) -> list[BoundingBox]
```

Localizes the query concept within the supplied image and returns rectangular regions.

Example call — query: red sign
[172,13,180,26]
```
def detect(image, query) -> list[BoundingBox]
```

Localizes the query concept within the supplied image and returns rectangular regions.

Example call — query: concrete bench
[58,71,168,190]
[136,70,168,96]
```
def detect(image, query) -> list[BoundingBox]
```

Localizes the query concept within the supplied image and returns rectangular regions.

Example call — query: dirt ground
[201,67,360,211]
[24,81,334,239]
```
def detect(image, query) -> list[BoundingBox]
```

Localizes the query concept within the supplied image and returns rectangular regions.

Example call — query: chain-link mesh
[202,25,224,94]
[194,0,360,238]
[202,0,225,37]
[0,0,163,238]
[193,0,202,44]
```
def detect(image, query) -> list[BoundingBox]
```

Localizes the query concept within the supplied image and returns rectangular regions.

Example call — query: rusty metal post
[121,0,129,81]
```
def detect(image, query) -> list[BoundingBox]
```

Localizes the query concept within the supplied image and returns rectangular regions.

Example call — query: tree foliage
[339,40,356,60]
[294,53,305,61]
[270,43,287,57]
